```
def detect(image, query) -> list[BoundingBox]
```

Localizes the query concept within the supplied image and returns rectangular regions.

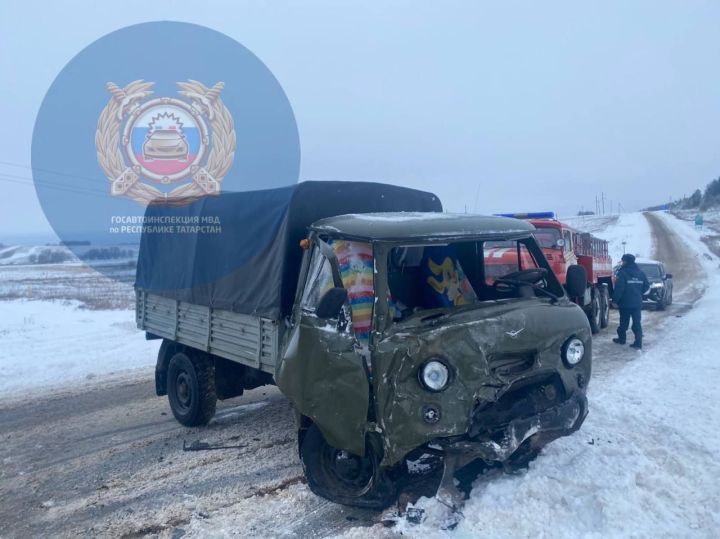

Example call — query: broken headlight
[419,359,450,392]
[562,337,585,367]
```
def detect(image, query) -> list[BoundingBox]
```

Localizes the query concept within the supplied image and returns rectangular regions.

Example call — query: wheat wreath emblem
[96,80,236,206]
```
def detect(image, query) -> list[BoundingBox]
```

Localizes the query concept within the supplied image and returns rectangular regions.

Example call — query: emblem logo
[96,80,236,205]
[505,328,525,338]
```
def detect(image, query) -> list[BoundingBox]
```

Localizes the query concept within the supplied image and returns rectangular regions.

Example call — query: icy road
[1,212,718,538]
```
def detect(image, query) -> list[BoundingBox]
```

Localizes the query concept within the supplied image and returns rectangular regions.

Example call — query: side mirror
[565,264,587,298]
[316,287,348,319]
[665,273,672,279]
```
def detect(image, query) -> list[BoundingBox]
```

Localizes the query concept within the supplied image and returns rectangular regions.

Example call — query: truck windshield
[532,228,561,249]
[387,239,552,322]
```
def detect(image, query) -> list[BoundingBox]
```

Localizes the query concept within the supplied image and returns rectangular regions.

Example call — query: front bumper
[433,392,587,509]
[644,287,665,303]
[437,392,587,462]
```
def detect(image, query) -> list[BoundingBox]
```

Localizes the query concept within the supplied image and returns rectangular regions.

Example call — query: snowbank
[380,213,720,538]
[0,300,159,397]
[594,212,653,265]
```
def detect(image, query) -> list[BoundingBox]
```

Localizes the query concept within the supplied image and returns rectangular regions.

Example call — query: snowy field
[0,299,159,397]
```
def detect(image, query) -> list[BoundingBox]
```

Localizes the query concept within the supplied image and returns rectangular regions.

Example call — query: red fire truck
[489,212,613,334]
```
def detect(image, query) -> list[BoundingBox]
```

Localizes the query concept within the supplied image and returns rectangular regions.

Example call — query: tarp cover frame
[135,181,442,320]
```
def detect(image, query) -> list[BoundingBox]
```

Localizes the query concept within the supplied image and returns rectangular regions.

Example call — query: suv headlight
[650,282,663,289]
[419,359,450,392]
[562,337,585,366]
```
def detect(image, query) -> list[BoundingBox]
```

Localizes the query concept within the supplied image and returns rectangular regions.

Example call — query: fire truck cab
[492,212,613,334]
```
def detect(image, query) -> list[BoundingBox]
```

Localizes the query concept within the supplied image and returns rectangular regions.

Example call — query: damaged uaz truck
[135,181,591,509]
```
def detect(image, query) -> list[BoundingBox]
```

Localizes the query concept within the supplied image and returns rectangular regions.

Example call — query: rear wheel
[167,351,216,426]
[599,286,610,329]
[300,424,396,509]
[588,289,600,334]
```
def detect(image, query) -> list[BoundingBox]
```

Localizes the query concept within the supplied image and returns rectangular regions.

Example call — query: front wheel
[656,298,666,311]
[167,351,217,426]
[300,424,397,509]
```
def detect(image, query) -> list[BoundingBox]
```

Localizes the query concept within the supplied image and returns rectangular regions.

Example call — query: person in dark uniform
[612,253,650,349]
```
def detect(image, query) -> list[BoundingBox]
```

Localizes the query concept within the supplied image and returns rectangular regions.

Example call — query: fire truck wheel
[167,351,217,427]
[588,290,600,334]
[599,287,610,329]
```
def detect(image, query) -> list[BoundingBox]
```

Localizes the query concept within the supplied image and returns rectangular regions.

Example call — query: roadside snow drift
[0,300,158,396]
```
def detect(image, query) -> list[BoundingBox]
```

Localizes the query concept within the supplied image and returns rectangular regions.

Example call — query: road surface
[0,212,705,538]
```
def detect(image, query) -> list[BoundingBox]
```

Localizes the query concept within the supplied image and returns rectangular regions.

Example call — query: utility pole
[601,192,606,216]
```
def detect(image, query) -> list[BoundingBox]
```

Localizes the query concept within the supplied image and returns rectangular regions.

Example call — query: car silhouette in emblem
[143,129,189,160]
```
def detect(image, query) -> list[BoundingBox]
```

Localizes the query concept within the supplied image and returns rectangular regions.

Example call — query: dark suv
[636,258,673,310]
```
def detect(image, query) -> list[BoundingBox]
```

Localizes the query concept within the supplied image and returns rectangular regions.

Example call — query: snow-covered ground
[0,300,158,397]
[592,212,653,265]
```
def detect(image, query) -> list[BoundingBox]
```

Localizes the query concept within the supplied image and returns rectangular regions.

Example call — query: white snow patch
[593,212,653,265]
[0,299,159,397]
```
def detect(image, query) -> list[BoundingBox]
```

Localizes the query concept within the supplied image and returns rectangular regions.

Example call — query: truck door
[276,242,370,457]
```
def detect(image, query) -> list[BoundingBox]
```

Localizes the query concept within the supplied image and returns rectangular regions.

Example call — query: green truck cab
[135,182,590,510]
[278,213,590,509]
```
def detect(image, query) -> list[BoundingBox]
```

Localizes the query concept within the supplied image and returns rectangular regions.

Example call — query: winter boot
[629,342,642,350]
[612,338,626,345]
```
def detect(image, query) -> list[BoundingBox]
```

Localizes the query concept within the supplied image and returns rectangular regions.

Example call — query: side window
[301,247,333,312]
[563,230,572,253]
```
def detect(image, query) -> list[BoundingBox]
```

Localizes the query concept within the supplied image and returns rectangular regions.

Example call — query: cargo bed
[136,289,279,374]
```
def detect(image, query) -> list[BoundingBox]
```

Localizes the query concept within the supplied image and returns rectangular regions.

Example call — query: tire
[588,289,600,334]
[656,298,666,311]
[599,286,610,329]
[167,351,216,427]
[300,424,397,509]
[667,289,673,305]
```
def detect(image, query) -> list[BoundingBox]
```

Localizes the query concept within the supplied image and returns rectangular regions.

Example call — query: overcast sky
[2,1,719,239]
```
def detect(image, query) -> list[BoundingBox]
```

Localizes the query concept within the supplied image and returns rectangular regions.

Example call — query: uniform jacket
[612,262,650,309]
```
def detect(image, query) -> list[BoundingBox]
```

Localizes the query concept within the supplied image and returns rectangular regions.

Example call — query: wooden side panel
[135,291,279,374]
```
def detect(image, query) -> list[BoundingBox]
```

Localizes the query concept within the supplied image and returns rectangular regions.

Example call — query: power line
[0,159,108,186]
[0,174,110,199]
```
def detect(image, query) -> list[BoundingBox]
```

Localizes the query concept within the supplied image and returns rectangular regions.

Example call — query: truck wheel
[599,286,610,329]
[588,290,600,334]
[167,351,216,427]
[300,424,396,509]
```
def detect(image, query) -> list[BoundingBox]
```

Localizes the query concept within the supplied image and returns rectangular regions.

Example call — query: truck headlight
[419,360,450,392]
[650,283,663,289]
[562,337,585,366]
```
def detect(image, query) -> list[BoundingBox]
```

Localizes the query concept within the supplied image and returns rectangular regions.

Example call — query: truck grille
[488,352,535,377]
[470,374,566,436]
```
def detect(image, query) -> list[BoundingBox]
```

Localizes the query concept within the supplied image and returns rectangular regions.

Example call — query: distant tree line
[669,177,720,211]
[29,249,72,264]
[80,247,135,260]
